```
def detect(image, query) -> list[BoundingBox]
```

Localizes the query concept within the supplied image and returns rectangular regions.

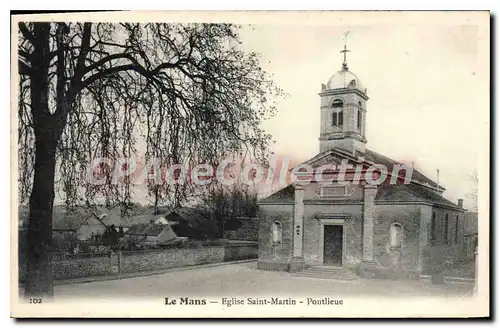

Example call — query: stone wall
[420,244,463,277]
[420,206,465,279]
[257,204,293,270]
[54,254,112,280]
[120,247,225,273]
[19,243,258,282]
[224,243,260,261]
[429,206,464,246]
[368,204,422,279]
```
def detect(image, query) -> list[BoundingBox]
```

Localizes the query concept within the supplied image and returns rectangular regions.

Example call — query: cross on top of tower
[340,31,351,71]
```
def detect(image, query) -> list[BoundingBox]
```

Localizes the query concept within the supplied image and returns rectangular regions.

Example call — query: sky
[24,12,487,209]
[238,15,489,208]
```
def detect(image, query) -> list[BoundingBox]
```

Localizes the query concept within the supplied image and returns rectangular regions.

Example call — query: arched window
[389,223,403,249]
[357,110,362,130]
[444,214,449,244]
[431,212,436,244]
[271,221,282,245]
[348,79,357,89]
[332,99,344,127]
[455,215,459,244]
[332,99,343,108]
[332,111,344,126]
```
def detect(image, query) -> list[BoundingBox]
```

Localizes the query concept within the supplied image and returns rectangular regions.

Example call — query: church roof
[363,149,442,190]
[259,184,295,203]
[326,70,364,92]
[305,148,444,191]
[259,148,460,209]
[259,183,459,209]
[375,183,458,208]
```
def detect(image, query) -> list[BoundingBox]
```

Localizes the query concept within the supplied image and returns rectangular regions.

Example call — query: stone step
[292,273,359,282]
[292,266,359,281]
[307,268,356,273]
[305,270,356,277]
[308,266,349,272]
[295,272,358,280]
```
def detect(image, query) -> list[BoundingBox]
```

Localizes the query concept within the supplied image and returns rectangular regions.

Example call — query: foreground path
[54,261,472,300]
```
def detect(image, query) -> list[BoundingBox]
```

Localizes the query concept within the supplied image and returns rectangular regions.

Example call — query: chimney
[436,169,440,192]
[458,199,464,208]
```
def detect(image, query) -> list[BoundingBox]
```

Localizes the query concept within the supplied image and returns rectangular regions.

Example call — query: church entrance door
[323,225,343,266]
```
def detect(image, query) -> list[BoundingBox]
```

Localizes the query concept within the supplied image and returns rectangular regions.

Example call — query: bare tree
[467,169,478,212]
[200,184,258,239]
[17,22,281,297]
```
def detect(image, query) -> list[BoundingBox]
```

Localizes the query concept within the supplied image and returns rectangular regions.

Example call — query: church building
[257,43,466,280]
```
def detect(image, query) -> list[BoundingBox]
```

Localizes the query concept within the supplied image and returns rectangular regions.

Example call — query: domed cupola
[326,70,365,93]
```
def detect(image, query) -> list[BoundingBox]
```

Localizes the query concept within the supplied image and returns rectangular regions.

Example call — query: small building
[123,222,178,246]
[163,207,216,240]
[154,216,169,225]
[19,205,129,243]
[74,214,112,241]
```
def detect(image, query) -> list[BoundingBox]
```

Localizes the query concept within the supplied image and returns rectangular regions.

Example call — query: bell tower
[319,33,369,155]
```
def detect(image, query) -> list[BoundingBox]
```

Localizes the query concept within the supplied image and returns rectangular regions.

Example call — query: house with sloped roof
[163,207,217,240]
[123,222,179,246]
[257,47,466,281]
[19,205,132,242]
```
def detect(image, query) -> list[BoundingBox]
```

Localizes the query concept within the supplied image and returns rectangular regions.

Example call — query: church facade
[257,49,466,280]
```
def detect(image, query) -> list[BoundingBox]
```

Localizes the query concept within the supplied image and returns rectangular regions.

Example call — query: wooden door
[323,225,343,266]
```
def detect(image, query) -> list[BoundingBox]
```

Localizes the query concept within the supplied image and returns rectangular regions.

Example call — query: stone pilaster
[362,184,377,262]
[289,183,306,272]
[418,205,432,273]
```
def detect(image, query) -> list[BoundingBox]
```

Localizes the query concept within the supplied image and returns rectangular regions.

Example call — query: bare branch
[18,22,35,44]
[18,59,31,75]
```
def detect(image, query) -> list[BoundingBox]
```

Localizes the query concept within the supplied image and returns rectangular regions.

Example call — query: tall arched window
[455,215,459,244]
[444,213,449,244]
[332,111,344,126]
[357,110,362,130]
[331,99,344,127]
[431,212,436,244]
[389,223,403,249]
[271,221,282,245]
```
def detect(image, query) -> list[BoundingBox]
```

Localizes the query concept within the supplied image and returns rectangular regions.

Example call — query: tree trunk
[24,130,58,298]
[24,23,63,298]
[153,186,159,215]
